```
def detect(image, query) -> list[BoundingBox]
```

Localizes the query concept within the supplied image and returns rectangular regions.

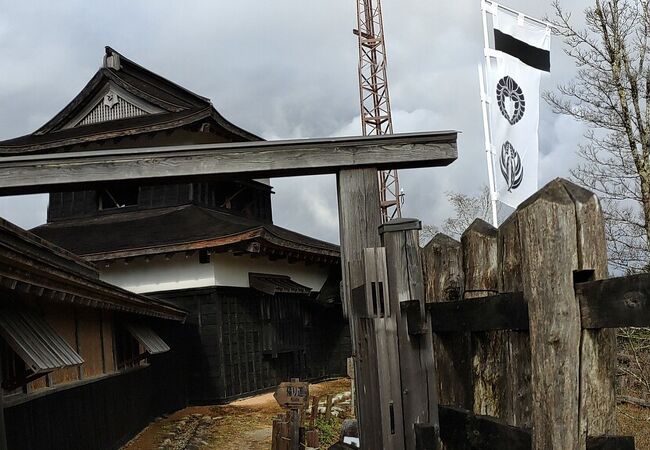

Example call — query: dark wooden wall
[47,180,272,223]
[4,318,188,450]
[153,286,350,404]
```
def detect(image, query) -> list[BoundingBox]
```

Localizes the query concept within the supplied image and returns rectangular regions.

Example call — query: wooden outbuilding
[0,45,351,449]
[0,217,187,450]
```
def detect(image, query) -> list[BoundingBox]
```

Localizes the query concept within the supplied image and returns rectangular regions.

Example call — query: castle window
[99,186,139,210]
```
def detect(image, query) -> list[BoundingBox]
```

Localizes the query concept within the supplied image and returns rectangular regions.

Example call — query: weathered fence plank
[563,180,617,439]
[518,180,582,450]
[461,220,506,419]
[498,213,532,428]
[382,219,439,450]
[422,234,471,410]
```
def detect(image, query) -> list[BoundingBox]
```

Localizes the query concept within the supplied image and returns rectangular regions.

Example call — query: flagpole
[482,0,556,30]
[480,2,499,227]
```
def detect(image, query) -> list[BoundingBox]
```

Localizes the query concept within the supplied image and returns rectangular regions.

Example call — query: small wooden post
[310,396,320,428]
[381,218,439,450]
[422,233,471,410]
[518,180,582,449]
[461,219,506,418]
[325,394,333,421]
[346,357,355,416]
[289,409,300,450]
[305,429,320,449]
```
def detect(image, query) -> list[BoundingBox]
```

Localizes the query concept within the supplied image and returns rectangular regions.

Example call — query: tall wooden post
[381,219,439,450]
[517,180,583,449]
[337,168,383,449]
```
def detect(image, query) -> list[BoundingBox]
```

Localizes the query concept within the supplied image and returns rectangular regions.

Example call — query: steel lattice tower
[355,0,402,222]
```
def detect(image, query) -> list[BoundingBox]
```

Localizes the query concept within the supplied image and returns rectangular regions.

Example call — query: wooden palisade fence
[356,178,649,449]
[422,178,642,449]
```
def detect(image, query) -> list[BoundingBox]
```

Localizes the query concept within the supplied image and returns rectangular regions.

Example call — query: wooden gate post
[381,219,439,450]
[337,168,383,449]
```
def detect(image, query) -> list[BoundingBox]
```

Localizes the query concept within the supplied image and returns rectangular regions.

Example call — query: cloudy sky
[0,0,591,243]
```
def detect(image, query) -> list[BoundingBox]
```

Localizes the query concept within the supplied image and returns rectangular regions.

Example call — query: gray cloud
[0,0,593,242]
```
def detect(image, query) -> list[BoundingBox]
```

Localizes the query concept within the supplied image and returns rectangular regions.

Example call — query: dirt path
[123,379,647,449]
[122,378,351,450]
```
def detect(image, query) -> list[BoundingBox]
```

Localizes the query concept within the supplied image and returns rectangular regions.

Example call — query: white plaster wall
[100,253,216,294]
[212,253,328,291]
[99,251,329,294]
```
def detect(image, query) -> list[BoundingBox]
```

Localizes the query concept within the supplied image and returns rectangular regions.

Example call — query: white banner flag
[482,2,551,209]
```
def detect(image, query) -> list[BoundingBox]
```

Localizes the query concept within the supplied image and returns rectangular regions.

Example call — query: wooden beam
[429,271,650,333]
[428,292,528,332]
[0,131,457,195]
[576,273,650,328]
[439,405,531,450]
[438,406,635,450]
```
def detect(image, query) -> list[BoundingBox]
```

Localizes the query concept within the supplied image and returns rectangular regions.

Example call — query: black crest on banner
[496,76,526,125]
[500,141,523,191]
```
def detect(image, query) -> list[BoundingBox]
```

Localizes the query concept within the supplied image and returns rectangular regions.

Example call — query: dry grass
[618,403,650,449]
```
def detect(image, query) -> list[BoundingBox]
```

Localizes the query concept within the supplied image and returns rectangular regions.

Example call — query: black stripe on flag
[494,29,550,72]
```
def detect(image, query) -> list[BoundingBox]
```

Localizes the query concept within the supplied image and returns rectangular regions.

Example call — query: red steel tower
[354,0,402,222]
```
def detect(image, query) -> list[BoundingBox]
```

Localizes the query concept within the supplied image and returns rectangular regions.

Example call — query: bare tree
[420,186,491,245]
[545,0,650,273]
[442,185,492,238]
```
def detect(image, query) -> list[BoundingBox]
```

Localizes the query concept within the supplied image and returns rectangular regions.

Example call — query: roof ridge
[105,47,211,105]
[33,204,193,229]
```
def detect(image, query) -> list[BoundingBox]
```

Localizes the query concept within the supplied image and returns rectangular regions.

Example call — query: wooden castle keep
[0,47,351,449]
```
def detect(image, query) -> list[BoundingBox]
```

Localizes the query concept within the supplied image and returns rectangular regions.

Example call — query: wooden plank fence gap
[422,234,472,414]
[461,219,506,419]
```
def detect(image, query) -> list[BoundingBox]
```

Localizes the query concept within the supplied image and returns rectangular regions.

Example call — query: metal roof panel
[124,323,170,355]
[0,307,84,373]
